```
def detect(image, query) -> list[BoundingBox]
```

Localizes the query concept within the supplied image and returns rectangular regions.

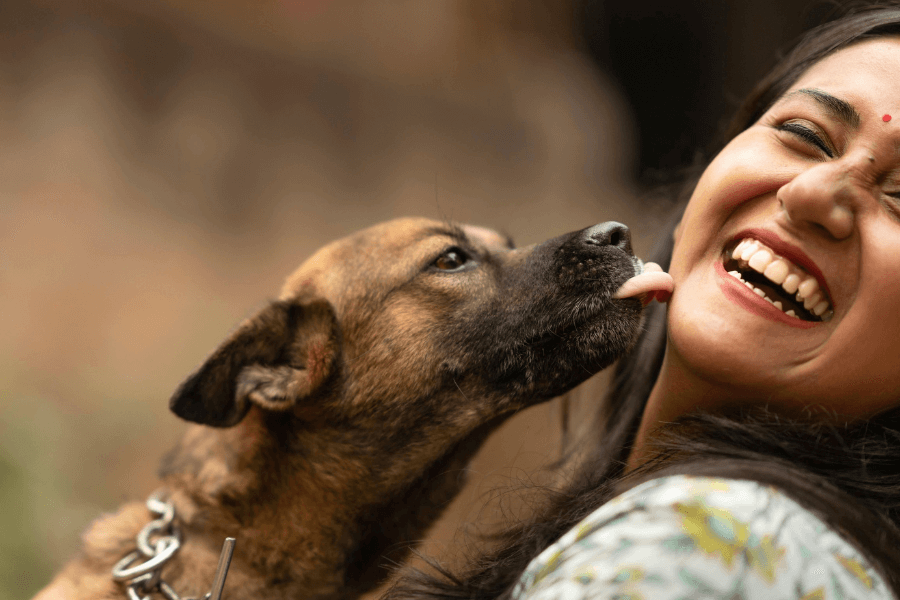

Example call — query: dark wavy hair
[385,5,900,598]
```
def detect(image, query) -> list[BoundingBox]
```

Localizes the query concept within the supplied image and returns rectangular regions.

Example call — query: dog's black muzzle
[511,220,638,300]
[446,221,645,402]
[551,221,636,292]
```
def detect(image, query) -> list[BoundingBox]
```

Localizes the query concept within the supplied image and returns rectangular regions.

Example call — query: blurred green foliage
[0,452,54,600]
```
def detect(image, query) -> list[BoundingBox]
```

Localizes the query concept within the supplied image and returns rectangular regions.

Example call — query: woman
[387,5,900,599]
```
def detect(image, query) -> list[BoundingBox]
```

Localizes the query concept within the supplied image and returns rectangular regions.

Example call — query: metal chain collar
[111,491,235,600]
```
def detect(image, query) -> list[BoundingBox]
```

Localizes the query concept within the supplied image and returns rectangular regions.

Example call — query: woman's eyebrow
[782,87,861,129]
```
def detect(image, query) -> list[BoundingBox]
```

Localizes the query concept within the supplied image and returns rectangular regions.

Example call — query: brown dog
[34,217,667,600]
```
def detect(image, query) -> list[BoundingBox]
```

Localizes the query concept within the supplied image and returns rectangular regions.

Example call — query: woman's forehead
[790,37,900,92]
[766,37,900,124]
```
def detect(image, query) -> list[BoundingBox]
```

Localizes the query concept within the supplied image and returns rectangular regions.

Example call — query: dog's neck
[139,406,501,600]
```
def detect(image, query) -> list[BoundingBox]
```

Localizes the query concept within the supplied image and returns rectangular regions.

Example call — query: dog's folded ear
[169,299,338,427]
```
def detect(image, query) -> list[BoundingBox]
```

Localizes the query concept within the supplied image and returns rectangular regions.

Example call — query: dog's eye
[433,247,469,271]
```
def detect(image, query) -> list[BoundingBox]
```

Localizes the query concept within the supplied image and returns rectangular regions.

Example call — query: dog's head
[170,217,654,432]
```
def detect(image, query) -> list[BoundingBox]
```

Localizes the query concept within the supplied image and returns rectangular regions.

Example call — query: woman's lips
[726,238,833,320]
[731,228,833,306]
[715,260,818,329]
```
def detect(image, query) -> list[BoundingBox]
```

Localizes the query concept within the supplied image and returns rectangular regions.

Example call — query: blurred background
[1,0,835,596]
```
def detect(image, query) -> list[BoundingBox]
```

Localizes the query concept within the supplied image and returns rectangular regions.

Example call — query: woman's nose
[776,159,861,240]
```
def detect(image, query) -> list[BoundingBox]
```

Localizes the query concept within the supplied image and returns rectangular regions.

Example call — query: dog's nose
[583,222,632,254]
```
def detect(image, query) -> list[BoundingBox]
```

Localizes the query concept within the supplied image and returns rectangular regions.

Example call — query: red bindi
[883,114,892,122]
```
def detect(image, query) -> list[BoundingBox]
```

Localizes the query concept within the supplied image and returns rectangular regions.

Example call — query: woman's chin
[664,276,817,394]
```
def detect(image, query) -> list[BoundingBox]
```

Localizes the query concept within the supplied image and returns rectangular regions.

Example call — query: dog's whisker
[453,378,470,401]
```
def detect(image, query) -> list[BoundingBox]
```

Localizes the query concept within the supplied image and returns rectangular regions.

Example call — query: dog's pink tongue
[614,263,674,305]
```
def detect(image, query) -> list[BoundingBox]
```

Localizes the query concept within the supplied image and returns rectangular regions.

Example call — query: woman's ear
[672,218,683,245]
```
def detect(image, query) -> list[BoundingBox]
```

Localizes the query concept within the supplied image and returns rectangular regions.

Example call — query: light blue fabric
[513,475,892,600]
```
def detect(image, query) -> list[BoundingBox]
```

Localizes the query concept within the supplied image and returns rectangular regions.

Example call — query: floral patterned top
[512,475,893,600]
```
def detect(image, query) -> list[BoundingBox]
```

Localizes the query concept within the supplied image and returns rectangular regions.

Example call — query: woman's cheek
[702,141,790,212]
[676,142,794,267]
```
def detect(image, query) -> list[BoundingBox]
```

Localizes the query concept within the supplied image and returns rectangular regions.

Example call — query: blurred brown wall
[1,2,641,597]
[580,0,823,175]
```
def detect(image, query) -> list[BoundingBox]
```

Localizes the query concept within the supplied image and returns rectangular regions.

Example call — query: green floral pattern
[513,476,892,600]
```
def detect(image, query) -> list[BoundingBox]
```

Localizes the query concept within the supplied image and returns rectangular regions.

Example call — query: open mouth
[722,238,833,323]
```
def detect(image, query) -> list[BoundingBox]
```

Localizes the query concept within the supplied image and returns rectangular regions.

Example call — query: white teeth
[763,260,789,285]
[782,273,801,294]
[797,277,819,300]
[803,293,822,311]
[812,300,830,316]
[740,241,760,262]
[733,239,757,260]
[748,250,774,273]
[726,237,834,321]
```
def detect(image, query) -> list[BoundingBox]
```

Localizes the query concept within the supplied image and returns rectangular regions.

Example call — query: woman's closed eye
[878,190,900,222]
[776,119,835,158]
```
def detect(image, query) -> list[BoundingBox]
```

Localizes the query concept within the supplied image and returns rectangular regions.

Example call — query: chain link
[112,491,235,600]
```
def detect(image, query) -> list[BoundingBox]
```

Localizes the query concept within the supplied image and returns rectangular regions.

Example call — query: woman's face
[667,37,900,418]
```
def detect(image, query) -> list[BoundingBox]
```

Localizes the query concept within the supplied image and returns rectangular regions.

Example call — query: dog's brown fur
[35,217,644,600]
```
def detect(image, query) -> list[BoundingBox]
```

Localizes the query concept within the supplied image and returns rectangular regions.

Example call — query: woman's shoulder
[514,474,893,600]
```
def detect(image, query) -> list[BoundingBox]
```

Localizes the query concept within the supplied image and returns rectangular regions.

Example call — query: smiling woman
[654,37,900,430]
[385,5,900,600]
